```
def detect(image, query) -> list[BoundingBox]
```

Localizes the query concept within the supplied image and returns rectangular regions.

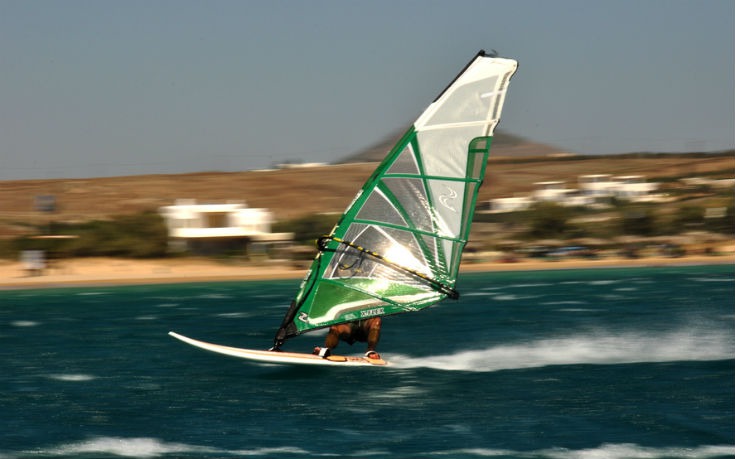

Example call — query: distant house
[487,196,534,213]
[529,181,594,207]
[578,174,618,198]
[532,181,568,202]
[484,174,665,213]
[578,174,663,202]
[159,199,293,255]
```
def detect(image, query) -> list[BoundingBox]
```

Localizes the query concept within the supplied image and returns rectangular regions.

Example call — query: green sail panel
[275,51,517,343]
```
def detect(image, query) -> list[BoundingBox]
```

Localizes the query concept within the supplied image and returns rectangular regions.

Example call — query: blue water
[1,265,733,458]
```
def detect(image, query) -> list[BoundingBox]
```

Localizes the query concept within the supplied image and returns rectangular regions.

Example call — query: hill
[339,128,569,163]
[0,152,732,240]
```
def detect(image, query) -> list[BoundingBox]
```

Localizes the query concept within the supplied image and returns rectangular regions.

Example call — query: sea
[1,264,733,459]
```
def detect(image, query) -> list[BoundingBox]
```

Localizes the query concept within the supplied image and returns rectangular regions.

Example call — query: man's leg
[364,318,382,359]
[365,318,381,351]
[324,326,342,349]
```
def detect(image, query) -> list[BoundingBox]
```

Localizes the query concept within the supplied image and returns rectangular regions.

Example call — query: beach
[1,252,733,289]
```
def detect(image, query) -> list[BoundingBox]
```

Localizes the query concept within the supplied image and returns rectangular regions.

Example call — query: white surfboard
[168,332,387,367]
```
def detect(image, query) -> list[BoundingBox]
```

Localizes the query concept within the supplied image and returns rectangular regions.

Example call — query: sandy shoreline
[1,254,732,290]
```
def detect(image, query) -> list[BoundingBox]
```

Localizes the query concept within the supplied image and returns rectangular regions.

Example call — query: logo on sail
[360,307,385,318]
[439,185,458,212]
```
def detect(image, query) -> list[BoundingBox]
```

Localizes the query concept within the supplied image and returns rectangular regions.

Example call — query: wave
[31,437,310,458]
[10,320,40,327]
[389,329,735,372]
[540,300,589,306]
[46,373,96,382]
[135,315,157,321]
[690,277,733,283]
[197,293,233,299]
[17,438,734,458]
[38,437,207,458]
[213,312,254,318]
[428,444,735,458]
[491,294,541,301]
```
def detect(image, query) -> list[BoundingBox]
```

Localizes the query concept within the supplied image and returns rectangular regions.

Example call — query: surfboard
[168,332,387,366]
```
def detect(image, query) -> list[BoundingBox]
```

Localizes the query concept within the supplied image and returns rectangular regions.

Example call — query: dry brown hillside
[0,153,732,236]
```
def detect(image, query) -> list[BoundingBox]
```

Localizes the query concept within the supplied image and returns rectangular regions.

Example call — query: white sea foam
[589,280,619,285]
[226,446,312,456]
[47,373,96,382]
[198,293,232,299]
[46,437,213,457]
[428,443,735,458]
[20,438,735,458]
[155,302,179,308]
[544,443,735,459]
[491,294,540,301]
[390,328,735,372]
[505,283,554,289]
[541,300,588,306]
[369,384,425,401]
[690,277,732,283]
[10,320,40,327]
[36,437,315,457]
[214,312,253,318]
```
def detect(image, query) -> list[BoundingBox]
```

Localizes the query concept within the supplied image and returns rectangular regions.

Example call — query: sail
[274,51,517,345]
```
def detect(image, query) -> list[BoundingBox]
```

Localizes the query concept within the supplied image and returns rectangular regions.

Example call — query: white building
[159,199,293,254]
[488,196,534,213]
[578,174,662,202]
[612,175,661,201]
[485,174,664,213]
[532,181,595,207]
[578,174,618,198]
[532,181,569,202]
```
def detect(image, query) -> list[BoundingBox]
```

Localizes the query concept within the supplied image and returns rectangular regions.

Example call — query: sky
[1,0,733,180]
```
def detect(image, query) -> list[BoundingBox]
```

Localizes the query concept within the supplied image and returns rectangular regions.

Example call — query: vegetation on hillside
[478,189,734,242]
[0,211,168,259]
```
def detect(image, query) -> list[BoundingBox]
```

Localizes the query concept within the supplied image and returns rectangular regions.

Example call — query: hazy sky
[1,0,733,180]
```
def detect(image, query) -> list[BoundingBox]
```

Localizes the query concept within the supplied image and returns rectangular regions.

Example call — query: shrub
[525,202,573,239]
[8,211,169,259]
[619,206,657,236]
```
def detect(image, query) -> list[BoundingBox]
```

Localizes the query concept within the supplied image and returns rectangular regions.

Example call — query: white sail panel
[386,144,420,175]
[417,126,487,177]
[415,57,515,135]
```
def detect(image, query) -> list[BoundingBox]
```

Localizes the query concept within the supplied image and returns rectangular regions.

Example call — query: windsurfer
[313,317,382,360]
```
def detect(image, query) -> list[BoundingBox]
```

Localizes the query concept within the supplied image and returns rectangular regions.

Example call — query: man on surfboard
[313,317,382,360]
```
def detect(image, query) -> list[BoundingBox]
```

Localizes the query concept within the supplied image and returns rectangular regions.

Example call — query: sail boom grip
[318,235,460,300]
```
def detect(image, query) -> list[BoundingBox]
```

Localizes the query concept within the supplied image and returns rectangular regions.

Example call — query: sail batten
[273,51,517,346]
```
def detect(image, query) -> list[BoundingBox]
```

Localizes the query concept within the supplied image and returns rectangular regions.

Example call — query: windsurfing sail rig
[273,50,517,348]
